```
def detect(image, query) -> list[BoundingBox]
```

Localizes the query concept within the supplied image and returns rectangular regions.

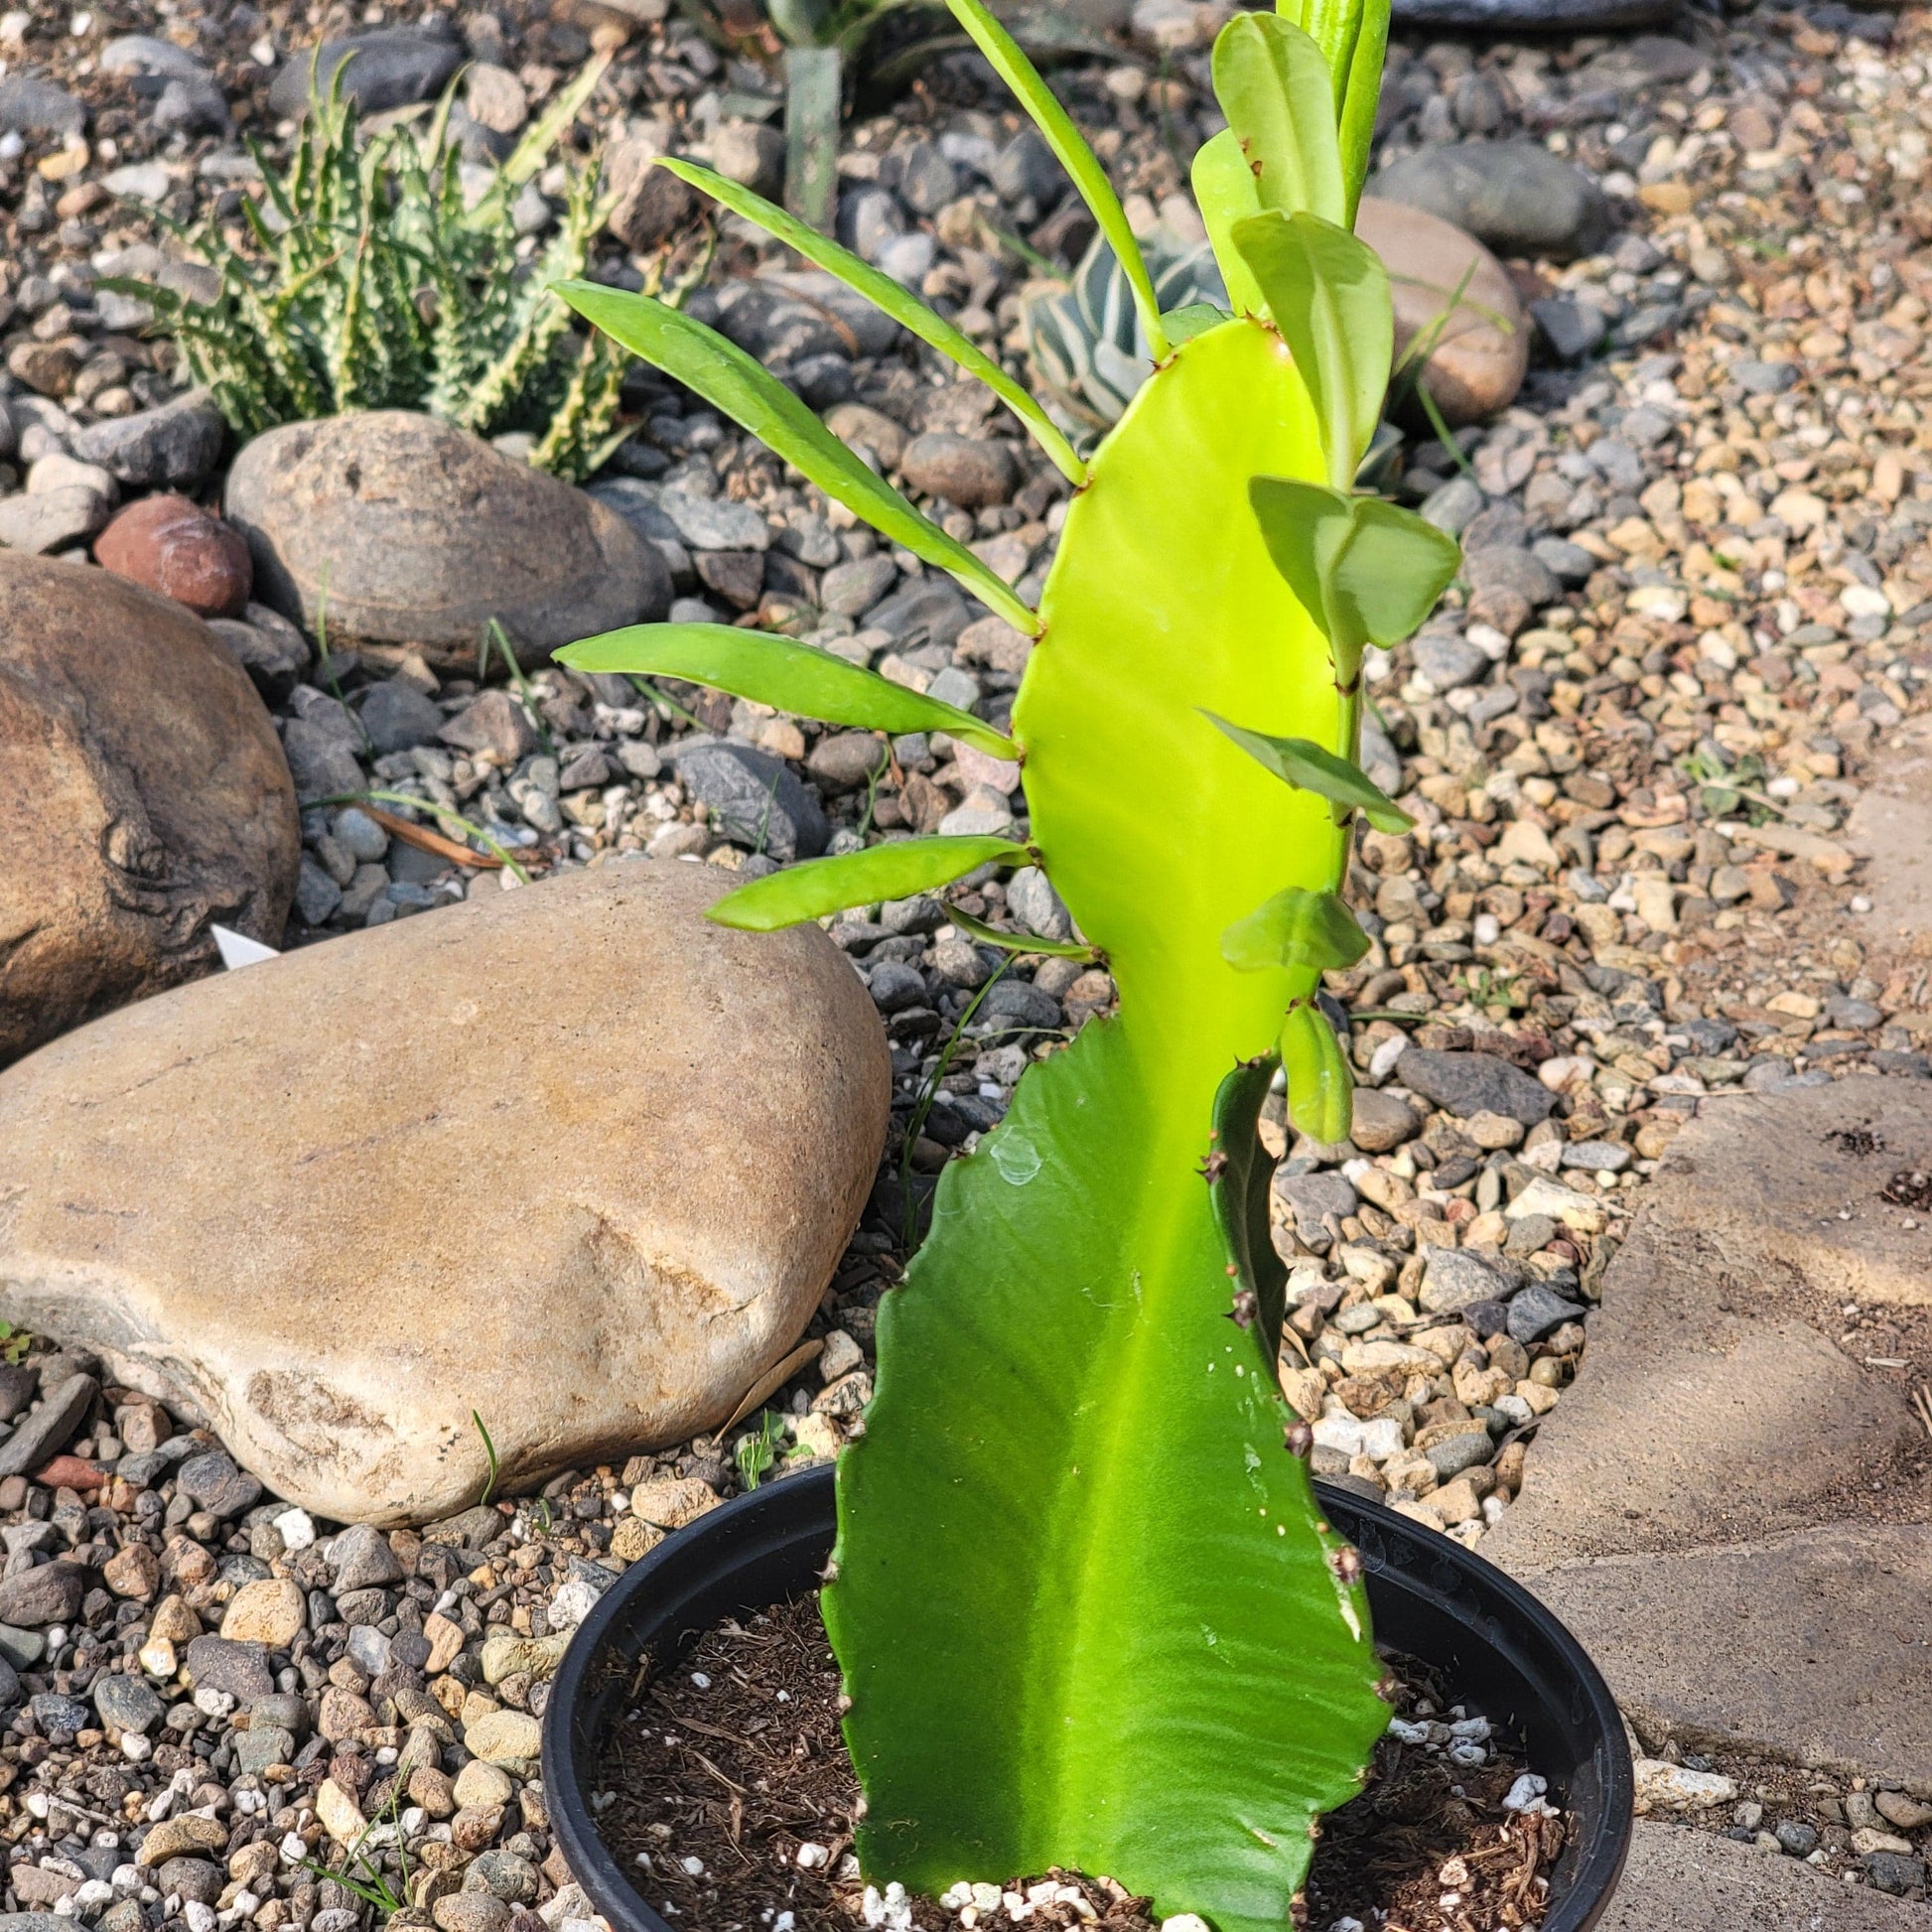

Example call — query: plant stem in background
[483,619,556,759]
[784,44,842,232]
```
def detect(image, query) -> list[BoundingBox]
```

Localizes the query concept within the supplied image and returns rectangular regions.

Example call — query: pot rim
[542,1461,1632,1932]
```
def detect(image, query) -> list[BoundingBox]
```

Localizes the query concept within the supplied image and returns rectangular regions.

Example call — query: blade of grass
[483,618,556,757]
[473,1410,500,1505]
[659,158,1086,485]
[554,282,1040,636]
[940,0,1168,360]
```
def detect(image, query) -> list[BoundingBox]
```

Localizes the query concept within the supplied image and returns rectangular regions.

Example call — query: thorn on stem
[1284,1420,1312,1458]
[1226,1287,1258,1329]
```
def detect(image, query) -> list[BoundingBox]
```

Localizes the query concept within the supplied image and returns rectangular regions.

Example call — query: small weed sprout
[472,1409,500,1506]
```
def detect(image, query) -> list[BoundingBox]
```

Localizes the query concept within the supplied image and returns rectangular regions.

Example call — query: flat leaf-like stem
[827,1022,1384,1926]
[1232,209,1389,491]
[554,280,1040,637]
[708,835,1031,928]
[941,0,1169,361]
[826,316,1387,1931]
[1209,1050,1290,1360]
[658,158,1086,486]
[1211,15,1345,226]
[1202,710,1413,831]
[558,623,1020,759]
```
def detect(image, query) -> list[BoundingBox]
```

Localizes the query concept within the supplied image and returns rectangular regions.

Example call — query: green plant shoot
[551,0,1458,1919]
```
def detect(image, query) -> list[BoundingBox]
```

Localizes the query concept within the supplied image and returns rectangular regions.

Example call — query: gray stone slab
[1849,712,1932,940]
[1489,1084,1932,1798]
[1486,1289,1913,1568]
[1600,1820,1932,1931]
[1517,1524,1932,1786]
[1645,1075,1932,1309]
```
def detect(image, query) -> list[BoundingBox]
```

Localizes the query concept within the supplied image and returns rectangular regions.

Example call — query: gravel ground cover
[7,0,1932,1916]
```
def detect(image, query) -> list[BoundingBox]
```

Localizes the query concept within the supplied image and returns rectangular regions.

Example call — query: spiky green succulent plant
[550,0,1458,1923]
[105,58,645,482]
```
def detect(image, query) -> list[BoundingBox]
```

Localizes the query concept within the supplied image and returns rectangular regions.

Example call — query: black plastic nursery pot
[542,1461,1633,1932]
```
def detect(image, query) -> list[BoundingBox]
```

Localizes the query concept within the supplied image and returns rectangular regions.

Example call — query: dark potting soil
[589,1595,1569,1932]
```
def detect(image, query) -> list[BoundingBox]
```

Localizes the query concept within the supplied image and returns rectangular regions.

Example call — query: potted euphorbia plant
[539,1,1633,1924]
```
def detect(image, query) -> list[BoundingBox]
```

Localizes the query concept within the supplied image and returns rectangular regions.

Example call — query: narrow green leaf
[658,158,1086,486]
[942,0,1169,360]
[499,51,610,190]
[708,836,1032,929]
[420,66,463,168]
[1202,711,1413,832]
[1189,129,1266,317]
[1233,208,1389,489]
[1211,15,1345,227]
[945,901,1097,961]
[1281,1000,1353,1143]
[1335,0,1389,226]
[1220,885,1368,975]
[557,622,1020,759]
[555,281,1041,636]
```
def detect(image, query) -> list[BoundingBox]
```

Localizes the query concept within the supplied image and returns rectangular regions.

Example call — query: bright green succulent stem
[826,316,1392,1932]
[550,0,1453,1922]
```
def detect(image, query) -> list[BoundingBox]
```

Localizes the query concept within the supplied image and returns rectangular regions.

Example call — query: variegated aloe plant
[552,1,1459,1923]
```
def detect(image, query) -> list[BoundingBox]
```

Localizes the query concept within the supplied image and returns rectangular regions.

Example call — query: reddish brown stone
[95,493,252,619]
[35,1454,103,1490]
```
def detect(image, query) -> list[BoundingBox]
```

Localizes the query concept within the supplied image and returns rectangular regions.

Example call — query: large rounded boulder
[223,412,672,671]
[0,553,299,1067]
[0,861,891,1524]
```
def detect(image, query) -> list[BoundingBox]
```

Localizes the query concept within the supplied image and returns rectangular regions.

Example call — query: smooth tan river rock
[0,862,889,1524]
